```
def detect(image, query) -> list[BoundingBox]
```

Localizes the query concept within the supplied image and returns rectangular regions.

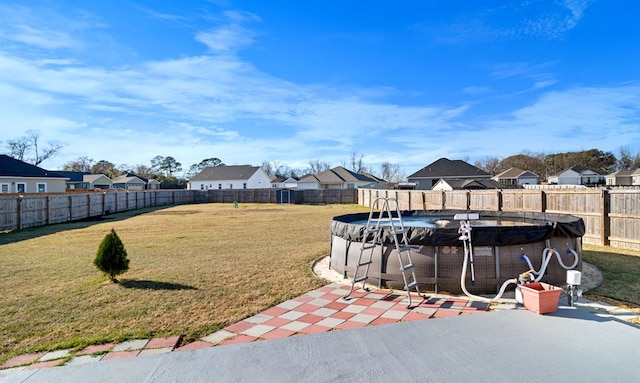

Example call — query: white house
[547,166,604,185]
[492,167,539,186]
[270,175,298,189]
[605,169,635,186]
[632,169,640,186]
[188,165,272,190]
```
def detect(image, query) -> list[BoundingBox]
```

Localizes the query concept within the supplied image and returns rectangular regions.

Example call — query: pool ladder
[344,197,426,308]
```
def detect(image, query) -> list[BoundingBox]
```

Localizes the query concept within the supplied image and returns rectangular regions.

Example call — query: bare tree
[261,161,274,176]
[5,130,63,166]
[62,156,94,172]
[342,152,369,173]
[618,146,636,170]
[133,164,154,179]
[379,162,405,183]
[307,159,332,174]
[474,156,502,175]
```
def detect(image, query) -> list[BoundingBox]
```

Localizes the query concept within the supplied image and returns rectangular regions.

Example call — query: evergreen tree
[94,229,129,282]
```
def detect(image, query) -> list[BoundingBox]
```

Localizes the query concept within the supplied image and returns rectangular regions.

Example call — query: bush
[94,228,129,282]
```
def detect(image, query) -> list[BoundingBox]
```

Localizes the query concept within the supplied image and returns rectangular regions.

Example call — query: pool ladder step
[344,197,427,308]
[401,263,414,271]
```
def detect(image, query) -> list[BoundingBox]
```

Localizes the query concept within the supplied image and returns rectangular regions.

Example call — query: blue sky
[1,0,639,176]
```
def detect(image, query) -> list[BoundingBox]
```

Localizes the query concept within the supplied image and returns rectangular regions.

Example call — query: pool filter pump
[565,270,582,306]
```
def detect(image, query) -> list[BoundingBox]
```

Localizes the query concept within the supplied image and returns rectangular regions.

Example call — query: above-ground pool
[330,210,585,295]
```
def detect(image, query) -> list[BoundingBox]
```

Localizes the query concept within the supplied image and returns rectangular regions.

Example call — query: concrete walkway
[0,283,489,374]
[2,296,639,383]
[2,279,640,383]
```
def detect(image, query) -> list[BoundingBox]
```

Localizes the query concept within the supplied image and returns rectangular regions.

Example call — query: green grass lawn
[0,203,368,362]
[582,244,640,312]
[1,203,639,363]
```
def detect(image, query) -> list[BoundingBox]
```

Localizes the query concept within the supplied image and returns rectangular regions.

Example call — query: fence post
[466,190,471,210]
[601,189,610,246]
[17,195,23,230]
[46,195,51,225]
[497,190,503,212]
[540,190,547,212]
[68,195,73,221]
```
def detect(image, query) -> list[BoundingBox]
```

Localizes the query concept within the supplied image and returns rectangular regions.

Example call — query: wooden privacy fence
[358,188,640,251]
[0,188,358,232]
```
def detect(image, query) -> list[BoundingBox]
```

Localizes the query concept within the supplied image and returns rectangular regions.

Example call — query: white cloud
[426,1,593,44]
[0,1,637,174]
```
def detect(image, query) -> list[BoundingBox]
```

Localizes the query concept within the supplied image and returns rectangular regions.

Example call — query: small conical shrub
[94,228,129,282]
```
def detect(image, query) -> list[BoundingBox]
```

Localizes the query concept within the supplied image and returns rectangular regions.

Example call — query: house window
[0,184,9,193]
[16,183,26,193]
[243,183,247,189]
[346,183,355,189]
[37,183,46,193]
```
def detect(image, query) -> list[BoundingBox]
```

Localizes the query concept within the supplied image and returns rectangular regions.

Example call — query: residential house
[296,166,388,190]
[632,169,640,186]
[112,173,147,190]
[407,158,491,190]
[270,175,299,189]
[0,154,67,193]
[112,173,160,190]
[84,174,114,189]
[432,178,506,191]
[547,166,604,185]
[605,169,635,186]
[187,165,272,190]
[56,171,114,190]
[55,171,90,189]
[492,167,539,187]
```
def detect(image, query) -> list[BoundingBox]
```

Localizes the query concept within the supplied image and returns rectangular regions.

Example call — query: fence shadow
[0,205,171,245]
[120,279,198,291]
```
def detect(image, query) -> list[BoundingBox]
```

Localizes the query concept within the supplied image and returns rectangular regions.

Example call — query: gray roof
[112,174,145,184]
[54,171,89,182]
[408,158,490,179]
[494,167,539,179]
[298,167,381,185]
[191,165,259,181]
[0,154,67,179]
[84,174,113,183]
[606,169,635,177]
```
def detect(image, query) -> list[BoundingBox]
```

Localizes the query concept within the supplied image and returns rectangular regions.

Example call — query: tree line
[4,131,639,186]
[473,148,640,181]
